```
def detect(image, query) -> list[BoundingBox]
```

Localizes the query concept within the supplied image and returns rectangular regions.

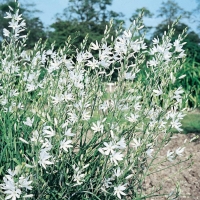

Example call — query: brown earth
[144,133,200,200]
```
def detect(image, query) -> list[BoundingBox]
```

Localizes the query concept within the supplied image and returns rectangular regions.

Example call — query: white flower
[38,149,54,169]
[167,150,174,162]
[46,49,53,55]
[26,83,38,92]
[51,94,64,104]
[174,87,184,95]
[124,30,132,39]
[98,147,106,155]
[22,194,34,198]
[125,72,135,80]
[91,121,104,133]
[18,176,32,190]
[41,138,52,150]
[102,178,113,189]
[31,130,43,144]
[4,188,22,200]
[147,58,158,67]
[146,148,154,158]
[113,167,122,178]
[158,120,167,129]
[173,87,184,102]
[72,165,86,186]
[42,126,55,138]
[163,50,172,61]
[4,11,12,19]
[127,113,139,123]
[64,128,75,137]
[0,175,22,200]
[9,19,19,30]
[153,86,163,96]
[60,138,73,152]
[116,138,126,149]
[19,137,29,144]
[175,147,185,157]
[131,42,141,52]
[23,117,34,127]
[86,58,99,69]
[102,141,117,155]
[7,169,16,177]
[131,138,141,149]
[73,171,85,186]
[114,184,127,199]
[99,101,109,112]
[99,59,111,69]
[13,11,23,21]
[177,51,186,58]
[3,28,10,37]
[82,110,90,121]
[1,176,15,191]
[90,41,100,50]
[134,102,141,111]
[152,37,159,44]
[171,119,183,132]
[178,74,186,79]
[174,39,183,52]
[110,151,124,165]
[63,92,74,102]
[68,111,78,124]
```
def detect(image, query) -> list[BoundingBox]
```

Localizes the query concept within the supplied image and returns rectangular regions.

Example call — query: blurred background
[0,0,200,108]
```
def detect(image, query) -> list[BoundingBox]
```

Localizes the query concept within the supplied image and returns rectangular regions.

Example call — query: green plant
[0,3,192,199]
[181,110,200,133]
[176,56,200,108]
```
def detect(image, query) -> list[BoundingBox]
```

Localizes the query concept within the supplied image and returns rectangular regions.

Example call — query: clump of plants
[0,2,193,199]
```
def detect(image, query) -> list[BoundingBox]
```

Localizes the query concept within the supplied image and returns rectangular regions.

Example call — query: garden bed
[144,133,200,200]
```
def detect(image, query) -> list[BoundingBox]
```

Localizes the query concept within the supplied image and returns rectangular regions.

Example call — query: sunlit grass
[181,110,200,133]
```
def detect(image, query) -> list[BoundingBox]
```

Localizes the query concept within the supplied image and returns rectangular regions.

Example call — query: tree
[48,0,124,50]
[0,0,47,49]
[190,0,200,32]
[156,0,190,26]
[61,0,120,23]
[130,7,154,36]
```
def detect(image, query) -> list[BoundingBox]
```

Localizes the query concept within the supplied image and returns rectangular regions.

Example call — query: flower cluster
[0,4,191,200]
[0,169,33,199]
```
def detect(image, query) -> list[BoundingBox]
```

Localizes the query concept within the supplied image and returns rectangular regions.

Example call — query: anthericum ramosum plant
[0,2,193,200]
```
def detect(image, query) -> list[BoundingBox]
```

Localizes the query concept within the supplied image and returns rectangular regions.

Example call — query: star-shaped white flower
[38,149,54,169]
[114,184,127,199]
[60,138,73,152]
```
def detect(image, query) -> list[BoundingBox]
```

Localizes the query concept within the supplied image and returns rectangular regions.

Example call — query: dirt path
[144,133,200,200]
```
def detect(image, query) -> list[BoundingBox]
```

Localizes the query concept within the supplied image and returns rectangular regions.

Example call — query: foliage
[0,0,46,49]
[191,0,200,31]
[156,0,190,25]
[0,3,194,200]
[181,111,200,133]
[63,0,113,22]
[176,57,200,108]
[48,20,113,51]
[130,7,154,35]
[47,0,124,50]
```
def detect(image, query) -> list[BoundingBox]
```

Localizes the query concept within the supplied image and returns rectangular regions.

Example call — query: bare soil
[144,133,200,200]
